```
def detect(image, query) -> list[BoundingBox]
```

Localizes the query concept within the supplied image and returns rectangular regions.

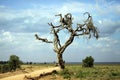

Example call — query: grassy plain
[60,64,120,80]
[38,64,120,80]
[0,64,120,80]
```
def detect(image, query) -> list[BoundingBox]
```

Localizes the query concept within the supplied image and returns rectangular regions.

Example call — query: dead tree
[35,12,99,69]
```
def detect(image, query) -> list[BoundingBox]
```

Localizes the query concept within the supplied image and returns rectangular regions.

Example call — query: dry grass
[0,64,54,79]
[0,64,120,80]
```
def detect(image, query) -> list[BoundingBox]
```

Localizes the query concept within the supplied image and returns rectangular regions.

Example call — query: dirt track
[0,67,60,80]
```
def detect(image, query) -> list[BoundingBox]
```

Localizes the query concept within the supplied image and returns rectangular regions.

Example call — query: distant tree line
[0,61,8,64]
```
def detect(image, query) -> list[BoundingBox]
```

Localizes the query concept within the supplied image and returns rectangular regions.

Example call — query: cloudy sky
[0,0,120,62]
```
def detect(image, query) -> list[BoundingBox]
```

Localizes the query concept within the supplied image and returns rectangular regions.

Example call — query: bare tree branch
[55,13,73,32]
[83,12,99,39]
[35,34,53,43]
[60,33,75,54]
[35,12,99,69]
[75,23,86,34]
[48,23,62,52]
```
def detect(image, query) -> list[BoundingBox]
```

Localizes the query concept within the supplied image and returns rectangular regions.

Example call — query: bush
[59,69,71,80]
[9,55,21,71]
[82,56,94,67]
[0,55,22,73]
[0,64,10,73]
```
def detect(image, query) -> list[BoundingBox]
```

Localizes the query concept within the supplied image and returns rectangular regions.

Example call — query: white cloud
[98,19,120,36]
[98,20,102,24]
[99,37,111,42]
[58,2,93,14]
[95,0,120,15]
[0,31,16,45]
[98,37,119,47]
[0,0,119,34]
[0,31,54,61]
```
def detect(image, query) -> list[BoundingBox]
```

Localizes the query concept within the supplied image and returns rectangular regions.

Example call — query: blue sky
[0,0,120,62]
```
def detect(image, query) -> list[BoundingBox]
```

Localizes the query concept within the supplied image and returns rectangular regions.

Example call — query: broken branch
[35,34,53,43]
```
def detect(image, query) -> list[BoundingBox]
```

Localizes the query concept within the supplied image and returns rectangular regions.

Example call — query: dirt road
[0,67,60,80]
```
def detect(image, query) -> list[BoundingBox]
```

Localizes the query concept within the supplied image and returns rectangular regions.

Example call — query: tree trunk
[57,53,65,69]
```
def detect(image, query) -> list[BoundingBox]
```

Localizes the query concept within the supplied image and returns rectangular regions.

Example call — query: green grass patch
[58,64,120,80]
[59,69,72,80]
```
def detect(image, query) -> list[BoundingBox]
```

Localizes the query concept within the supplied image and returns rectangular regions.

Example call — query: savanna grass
[59,64,120,80]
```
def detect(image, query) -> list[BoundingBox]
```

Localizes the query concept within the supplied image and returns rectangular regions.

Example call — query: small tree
[35,12,99,69]
[9,55,21,71]
[82,56,94,67]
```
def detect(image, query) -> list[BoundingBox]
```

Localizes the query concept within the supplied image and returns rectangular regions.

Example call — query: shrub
[82,56,94,67]
[0,64,10,73]
[0,55,22,73]
[111,72,120,77]
[59,69,71,80]
[9,55,21,71]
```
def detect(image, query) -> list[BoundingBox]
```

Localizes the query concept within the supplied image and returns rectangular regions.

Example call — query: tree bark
[57,53,65,69]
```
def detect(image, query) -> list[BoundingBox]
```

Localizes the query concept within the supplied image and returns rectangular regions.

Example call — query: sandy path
[0,67,60,80]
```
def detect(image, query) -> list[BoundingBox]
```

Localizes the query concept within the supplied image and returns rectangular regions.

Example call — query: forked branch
[48,23,62,51]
